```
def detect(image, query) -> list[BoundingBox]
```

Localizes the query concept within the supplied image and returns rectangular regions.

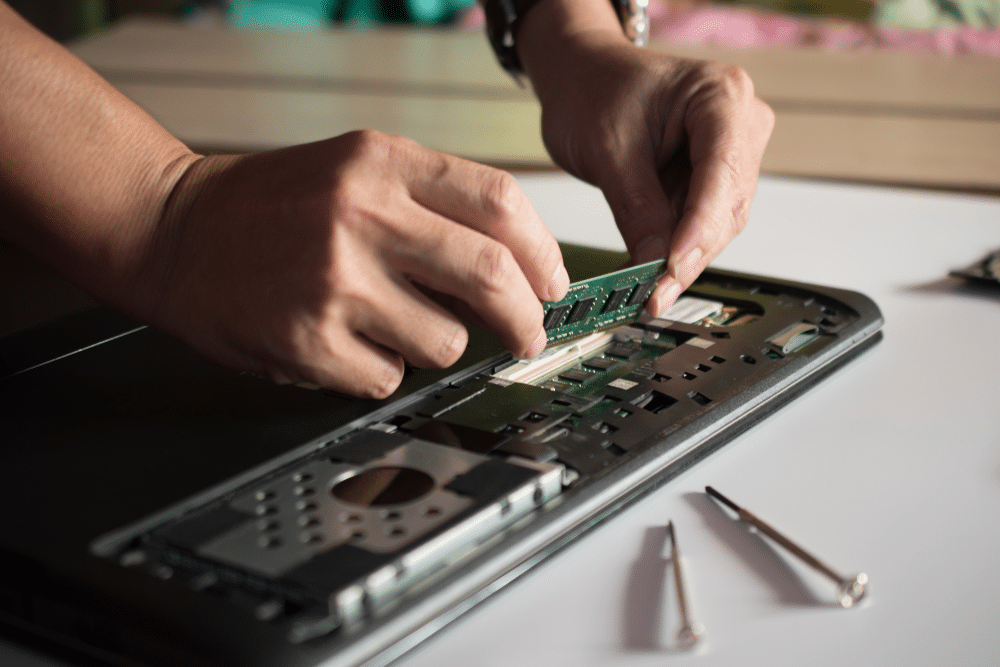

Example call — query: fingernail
[548,264,570,301]
[634,236,667,265]
[676,247,703,282]
[523,329,548,358]
[647,278,683,317]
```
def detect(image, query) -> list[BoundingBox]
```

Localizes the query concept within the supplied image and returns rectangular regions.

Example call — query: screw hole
[258,536,282,549]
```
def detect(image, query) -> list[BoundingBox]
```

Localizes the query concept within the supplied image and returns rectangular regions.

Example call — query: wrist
[78,149,206,322]
[515,0,633,97]
[483,0,639,83]
[518,0,625,41]
[132,153,243,327]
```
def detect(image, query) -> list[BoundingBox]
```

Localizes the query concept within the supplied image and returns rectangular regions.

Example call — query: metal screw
[705,487,868,608]
[667,521,705,649]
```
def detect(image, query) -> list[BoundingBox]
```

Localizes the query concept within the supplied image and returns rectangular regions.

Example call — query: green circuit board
[542,259,667,347]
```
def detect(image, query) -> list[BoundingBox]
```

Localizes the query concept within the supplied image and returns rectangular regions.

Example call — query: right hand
[517,6,774,317]
[139,131,568,399]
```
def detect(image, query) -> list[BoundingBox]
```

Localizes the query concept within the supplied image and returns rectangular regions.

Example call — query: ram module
[542,259,667,347]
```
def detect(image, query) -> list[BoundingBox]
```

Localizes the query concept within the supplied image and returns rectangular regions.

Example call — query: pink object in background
[455,0,998,56]
[648,0,1000,55]
[652,4,871,48]
[877,24,1000,54]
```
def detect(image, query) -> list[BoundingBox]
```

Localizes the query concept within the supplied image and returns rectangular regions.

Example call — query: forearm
[0,2,199,309]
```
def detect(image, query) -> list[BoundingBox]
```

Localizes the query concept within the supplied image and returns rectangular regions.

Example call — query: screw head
[676,622,705,651]
[837,572,868,608]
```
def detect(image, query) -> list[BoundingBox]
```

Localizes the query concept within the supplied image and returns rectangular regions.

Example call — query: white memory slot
[658,296,725,325]
[491,331,615,385]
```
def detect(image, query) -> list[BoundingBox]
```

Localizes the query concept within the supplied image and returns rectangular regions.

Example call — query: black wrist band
[482,0,649,80]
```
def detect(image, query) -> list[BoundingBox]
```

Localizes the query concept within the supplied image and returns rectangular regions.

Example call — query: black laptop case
[0,245,883,667]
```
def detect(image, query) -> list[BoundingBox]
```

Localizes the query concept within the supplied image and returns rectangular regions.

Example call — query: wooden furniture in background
[70,18,1000,191]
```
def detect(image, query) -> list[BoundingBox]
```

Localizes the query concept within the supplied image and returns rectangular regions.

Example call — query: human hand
[517,1,774,315]
[140,131,568,399]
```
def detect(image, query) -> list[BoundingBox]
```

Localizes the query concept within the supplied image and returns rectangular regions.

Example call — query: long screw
[705,487,868,608]
[666,521,705,649]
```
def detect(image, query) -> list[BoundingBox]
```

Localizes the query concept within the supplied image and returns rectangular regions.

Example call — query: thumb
[597,146,686,316]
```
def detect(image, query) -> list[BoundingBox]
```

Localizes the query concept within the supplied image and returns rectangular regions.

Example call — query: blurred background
[11,0,999,55]
[2,0,996,338]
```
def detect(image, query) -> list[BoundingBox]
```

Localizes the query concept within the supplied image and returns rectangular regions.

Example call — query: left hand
[517,1,774,315]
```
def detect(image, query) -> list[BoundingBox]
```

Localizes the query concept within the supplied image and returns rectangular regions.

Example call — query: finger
[683,71,773,253]
[351,271,470,371]
[419,286,521,353]
[401,145,569,303]
[658,140,693,228]
[648,76,773,315]
[315,335,405,400]
[582,114,688,274]
[276,331,406,400]
[379,201,548,359]
[583,133,688,317]
[635,150,695,318]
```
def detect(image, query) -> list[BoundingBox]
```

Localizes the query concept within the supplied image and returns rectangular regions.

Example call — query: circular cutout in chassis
[332,466,435,507]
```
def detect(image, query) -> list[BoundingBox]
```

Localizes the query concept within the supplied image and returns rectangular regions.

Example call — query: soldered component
[557,368,593,384]
[565,297,596,325]
[541,259,666,347]
[625,279,656,307]
[543,305,571,331]
[600,286,632,314]
[582,357,617,371]
[606,344,639,360]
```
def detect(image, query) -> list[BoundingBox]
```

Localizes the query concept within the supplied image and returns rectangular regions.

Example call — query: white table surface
[3,172,998,667]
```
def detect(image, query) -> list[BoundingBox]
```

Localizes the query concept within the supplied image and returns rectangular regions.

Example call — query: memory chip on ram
[541,259,667,347]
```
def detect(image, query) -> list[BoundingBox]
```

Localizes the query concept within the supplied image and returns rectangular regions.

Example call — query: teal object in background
[228,0,475,27]
[407,0,474,23]
[230,1,333,29]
